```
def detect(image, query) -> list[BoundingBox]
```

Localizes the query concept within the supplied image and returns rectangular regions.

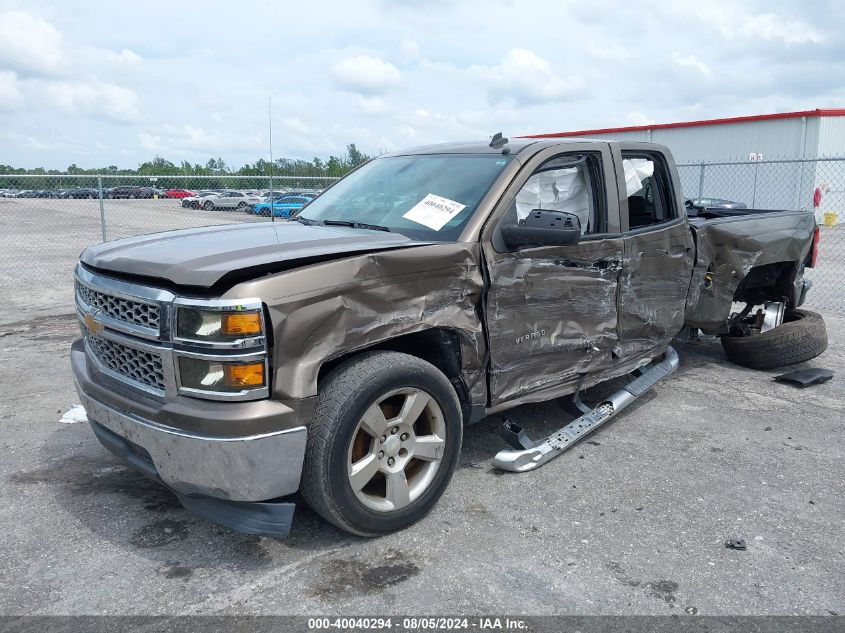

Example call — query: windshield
[298,153,512,241]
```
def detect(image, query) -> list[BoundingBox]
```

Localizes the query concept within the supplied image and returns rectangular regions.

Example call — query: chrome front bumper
[72,350,307,503]
[76,385,307,501]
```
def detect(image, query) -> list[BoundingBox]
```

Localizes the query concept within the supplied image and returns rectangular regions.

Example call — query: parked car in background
[61,188,99,199]
[687,198,747,209]
[166,188,196,199]
[200,190,260,210]
[181,191,219,209]
[138,187,167,199]
[258,190,288,201]
[249,194,314,217]
[108,186,143,199]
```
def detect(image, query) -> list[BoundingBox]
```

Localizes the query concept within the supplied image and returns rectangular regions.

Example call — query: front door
[482,144,625,406]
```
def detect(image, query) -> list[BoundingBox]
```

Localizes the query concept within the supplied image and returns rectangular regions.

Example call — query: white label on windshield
[402,193,466,231]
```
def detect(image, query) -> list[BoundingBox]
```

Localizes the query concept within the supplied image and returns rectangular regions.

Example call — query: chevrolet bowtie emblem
[84,312,104,334]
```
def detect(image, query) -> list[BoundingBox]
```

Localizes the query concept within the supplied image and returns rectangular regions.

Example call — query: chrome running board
[492,347,680,472]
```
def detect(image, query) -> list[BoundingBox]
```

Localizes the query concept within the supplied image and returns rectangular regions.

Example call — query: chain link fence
[676,157,844,313]
[1,158,843,323]
[0,175,337,321]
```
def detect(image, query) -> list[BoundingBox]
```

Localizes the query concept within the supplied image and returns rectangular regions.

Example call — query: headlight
[178,357,265,392]
[176,306,263,342]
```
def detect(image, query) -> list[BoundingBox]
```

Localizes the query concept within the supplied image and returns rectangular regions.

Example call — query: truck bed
[685,208,816,329]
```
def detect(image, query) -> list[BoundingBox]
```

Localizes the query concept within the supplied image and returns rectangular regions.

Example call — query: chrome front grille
[86,333,166,392]
[75,265,267,401]
[76,280,160,331]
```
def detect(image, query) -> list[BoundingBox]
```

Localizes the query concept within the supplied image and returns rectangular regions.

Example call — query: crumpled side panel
[616,223,694,357]
[684,212,814,329]
[231,243,485,403]
[483,238,624,405]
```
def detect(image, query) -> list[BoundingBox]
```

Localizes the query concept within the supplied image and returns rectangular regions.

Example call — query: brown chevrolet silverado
[71,137,825,537]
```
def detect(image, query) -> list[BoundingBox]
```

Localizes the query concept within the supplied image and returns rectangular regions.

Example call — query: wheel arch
[732,260,803,308]
[316,328,476,423]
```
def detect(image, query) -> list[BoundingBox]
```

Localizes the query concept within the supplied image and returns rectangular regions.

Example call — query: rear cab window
[621,151,677,230]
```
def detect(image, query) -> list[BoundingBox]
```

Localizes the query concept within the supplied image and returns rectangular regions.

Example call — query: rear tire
[204,201,214,210]
[721,309,827,369]
[301,351,463,537]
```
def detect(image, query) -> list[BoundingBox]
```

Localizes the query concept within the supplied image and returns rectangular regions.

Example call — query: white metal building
[525,109,845,215]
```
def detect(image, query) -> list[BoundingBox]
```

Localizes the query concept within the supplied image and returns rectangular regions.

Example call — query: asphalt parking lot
[0,308,842,615]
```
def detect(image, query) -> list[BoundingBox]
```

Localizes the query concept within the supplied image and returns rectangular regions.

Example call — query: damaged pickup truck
[71,137,826,537]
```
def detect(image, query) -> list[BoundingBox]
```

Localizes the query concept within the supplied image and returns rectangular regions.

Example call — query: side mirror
[501,209,581,249]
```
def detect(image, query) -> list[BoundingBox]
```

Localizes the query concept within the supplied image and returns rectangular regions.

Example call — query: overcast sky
[0,0,843,170]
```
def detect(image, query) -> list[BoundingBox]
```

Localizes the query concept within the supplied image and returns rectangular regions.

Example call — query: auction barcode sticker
[403,193,466,231]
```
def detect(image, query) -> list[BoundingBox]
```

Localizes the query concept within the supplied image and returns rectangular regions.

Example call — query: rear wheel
[237,201,247,210]
[203,201,214,210]
[301,351,462,536]
[721,309,827,369]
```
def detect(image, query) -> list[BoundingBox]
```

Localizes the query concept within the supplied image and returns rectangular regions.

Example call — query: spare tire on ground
[721,309,827,370]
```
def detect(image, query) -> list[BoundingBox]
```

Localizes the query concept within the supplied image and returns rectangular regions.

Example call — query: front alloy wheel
[347,388,446,512]
[301,351,462,536]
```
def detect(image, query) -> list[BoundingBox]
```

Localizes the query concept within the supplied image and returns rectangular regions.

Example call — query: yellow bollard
[823,212,838,227]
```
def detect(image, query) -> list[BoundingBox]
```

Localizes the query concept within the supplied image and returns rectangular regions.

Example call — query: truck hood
[80,221,428,288]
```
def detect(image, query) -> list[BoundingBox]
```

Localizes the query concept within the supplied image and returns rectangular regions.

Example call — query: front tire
[721,309,827,369]
[301,351,463,536]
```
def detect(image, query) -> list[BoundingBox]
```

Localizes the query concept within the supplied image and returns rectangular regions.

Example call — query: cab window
[622,153,676,229]
[504,153,606,237]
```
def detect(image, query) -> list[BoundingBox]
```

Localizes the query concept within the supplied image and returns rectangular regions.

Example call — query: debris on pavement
[774,368,833,388]
[59,404,88,425]
[725,537,747,551]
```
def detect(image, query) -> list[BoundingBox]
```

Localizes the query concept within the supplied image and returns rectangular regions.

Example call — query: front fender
[229,243,486,402]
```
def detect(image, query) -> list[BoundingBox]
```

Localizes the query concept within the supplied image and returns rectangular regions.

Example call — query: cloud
[1,0,840,169]
[0,71,24,109]
[283,117,311,134]
[673,53,713,77]
[138,124,264,157]
[586,43,634,62]
[471,48,583,105]
[739,12,823,44]
[332,55,402,95]
[138,132,162,151]
[626,112,656,126]
[0,10,65,75]
[399,38,420,62]
[356,96,388,115]
[676,3,824,45]
[111,49,143,64]
[34,78,139,122]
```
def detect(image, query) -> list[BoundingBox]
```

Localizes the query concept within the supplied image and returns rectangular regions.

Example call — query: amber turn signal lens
[223,362,265,387]
[221,311,262,336]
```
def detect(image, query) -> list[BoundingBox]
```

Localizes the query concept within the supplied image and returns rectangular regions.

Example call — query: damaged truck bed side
[71,137,824,537]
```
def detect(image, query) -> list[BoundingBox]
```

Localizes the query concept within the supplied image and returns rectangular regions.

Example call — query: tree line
[0,144,371,180]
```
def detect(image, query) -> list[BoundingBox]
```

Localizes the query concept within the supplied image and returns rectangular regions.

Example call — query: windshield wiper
[292,216,318,226]
[322,219,391,232]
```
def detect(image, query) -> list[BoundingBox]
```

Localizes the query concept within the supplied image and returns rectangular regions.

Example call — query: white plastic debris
[60,404,88,425]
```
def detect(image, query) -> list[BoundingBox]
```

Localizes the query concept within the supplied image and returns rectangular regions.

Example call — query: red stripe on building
[521,109,845,139]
